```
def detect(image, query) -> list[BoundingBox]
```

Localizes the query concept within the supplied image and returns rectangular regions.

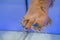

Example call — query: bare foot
[21,0,53,31]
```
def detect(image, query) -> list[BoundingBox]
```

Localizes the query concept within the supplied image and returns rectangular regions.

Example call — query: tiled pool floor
[0,31,60,40]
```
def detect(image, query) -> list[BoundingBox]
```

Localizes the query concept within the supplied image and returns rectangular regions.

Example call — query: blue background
[0,0,60,34]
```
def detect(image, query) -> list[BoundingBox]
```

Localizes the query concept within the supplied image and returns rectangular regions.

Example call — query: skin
[21,0,54,31]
